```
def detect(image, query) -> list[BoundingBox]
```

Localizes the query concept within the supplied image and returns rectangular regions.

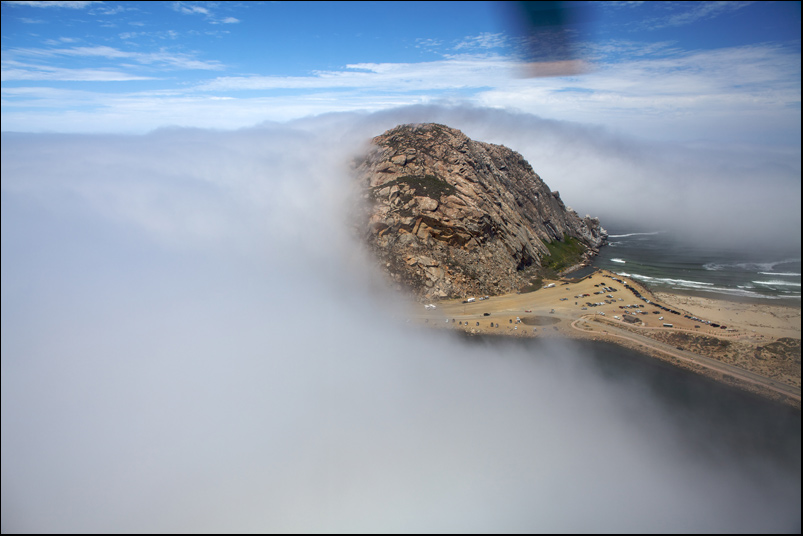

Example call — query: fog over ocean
[2,106,800,532]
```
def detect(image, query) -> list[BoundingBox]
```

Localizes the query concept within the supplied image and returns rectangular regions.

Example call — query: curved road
[571,315,801,402]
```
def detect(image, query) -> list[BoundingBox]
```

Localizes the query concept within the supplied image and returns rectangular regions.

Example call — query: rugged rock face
[354,123,607,299]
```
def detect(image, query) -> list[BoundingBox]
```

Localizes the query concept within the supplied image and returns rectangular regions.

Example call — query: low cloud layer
[2,106,800,532]
[296,105,802,251]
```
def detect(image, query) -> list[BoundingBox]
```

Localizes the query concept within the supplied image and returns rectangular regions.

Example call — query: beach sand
[411,269,801,406]
[652,291,801,340]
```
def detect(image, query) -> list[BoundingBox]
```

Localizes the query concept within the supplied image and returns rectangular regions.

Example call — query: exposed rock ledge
[354,123,607,299]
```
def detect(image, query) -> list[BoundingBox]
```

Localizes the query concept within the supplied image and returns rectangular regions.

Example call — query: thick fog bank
[2,108,800,532]
[293,105,802,254]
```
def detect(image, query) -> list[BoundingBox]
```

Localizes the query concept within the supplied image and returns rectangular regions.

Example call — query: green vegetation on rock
[540,234,586,275]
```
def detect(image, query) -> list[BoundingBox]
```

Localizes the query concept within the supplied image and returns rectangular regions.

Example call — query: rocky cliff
[354,123,606,299]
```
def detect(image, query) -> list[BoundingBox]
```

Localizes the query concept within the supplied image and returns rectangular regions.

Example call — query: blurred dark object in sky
[501,1,595,77]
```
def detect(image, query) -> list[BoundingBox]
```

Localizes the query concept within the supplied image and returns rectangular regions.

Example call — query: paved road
[572,315,801,402]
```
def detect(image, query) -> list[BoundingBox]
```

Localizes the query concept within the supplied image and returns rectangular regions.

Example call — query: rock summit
[354,123,606,299]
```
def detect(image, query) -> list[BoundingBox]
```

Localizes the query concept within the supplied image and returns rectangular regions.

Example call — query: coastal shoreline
[651,287,801,307]
[411,269,801,408]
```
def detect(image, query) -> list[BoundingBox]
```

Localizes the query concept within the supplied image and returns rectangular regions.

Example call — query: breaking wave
[614,272,715,289]
[615,272,800,300]
[607,231,664,239]
[752,280,802,287]
[599,230,799,302]
[696,288,801,300]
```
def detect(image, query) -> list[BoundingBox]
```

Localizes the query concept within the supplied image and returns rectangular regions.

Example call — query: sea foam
[607,231,663,239]
[752,280,802,287]
[615,272,715,289]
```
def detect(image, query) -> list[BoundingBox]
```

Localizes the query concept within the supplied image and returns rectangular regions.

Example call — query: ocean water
[585,230,801,304]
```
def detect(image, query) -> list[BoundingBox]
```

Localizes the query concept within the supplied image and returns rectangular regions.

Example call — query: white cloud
[171,1,239,25]
[185,44,800,147]
[1,40,798,153]
[1,85,100,105]
[454,32,508,51]
[0,89,431,133]
[4,102,797,252]
[415,37,443,49]
[647,1,755,30]
[3,0,100,8]
[1,60,154,82]
[475,43,801,144]
[42,37,81,45]
[92,4,130,16]
[4,44,225,72]
[118,29,178,40]
[580,39,682,61]
[196,55,517,92]
[172,2,209,16]
[1,111,799,531]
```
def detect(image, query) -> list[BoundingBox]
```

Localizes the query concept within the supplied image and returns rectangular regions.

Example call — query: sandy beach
[411,269,802,406]
[651,291,801,340]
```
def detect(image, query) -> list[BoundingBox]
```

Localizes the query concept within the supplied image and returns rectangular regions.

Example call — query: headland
[354,124,801,407]
[410,269,801,408]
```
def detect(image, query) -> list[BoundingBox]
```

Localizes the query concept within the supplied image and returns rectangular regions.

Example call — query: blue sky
[1,0,800,145]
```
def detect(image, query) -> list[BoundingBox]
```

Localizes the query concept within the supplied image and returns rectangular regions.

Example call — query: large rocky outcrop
[354,123,606,299]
